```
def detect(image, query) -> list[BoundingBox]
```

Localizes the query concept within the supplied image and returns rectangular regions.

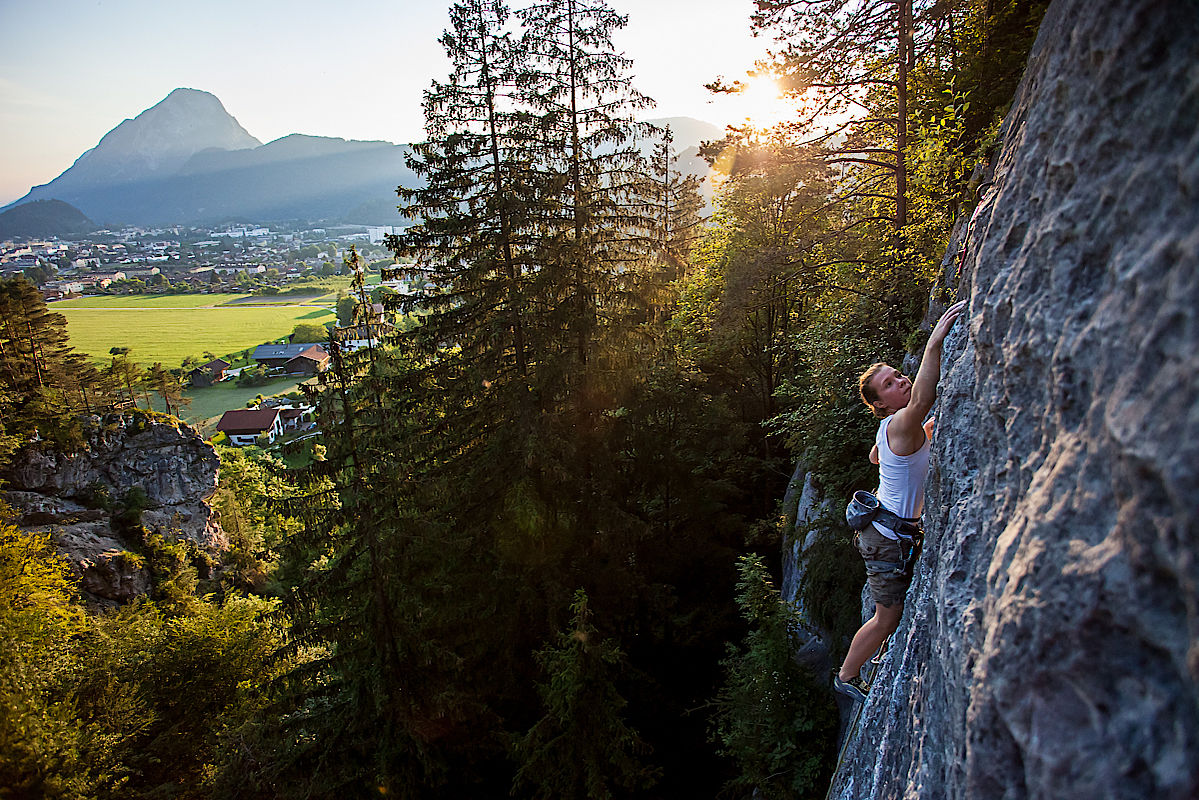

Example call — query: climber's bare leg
[839,602,903,681]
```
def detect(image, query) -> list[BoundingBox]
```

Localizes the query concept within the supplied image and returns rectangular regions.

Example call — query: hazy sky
[0,0,780,206]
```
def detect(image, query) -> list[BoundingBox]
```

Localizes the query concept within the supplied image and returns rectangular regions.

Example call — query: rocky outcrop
[780,464,835,672]
[827,1,1199,798]
[4,413,224,603]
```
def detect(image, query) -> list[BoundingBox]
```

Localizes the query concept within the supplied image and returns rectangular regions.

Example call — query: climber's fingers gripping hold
[929,300,967,348]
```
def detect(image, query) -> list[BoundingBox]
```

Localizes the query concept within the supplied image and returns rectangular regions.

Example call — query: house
[123,267,161,279]
[82,271,126,288]
[336,321,395,352]
[188,358,231,387]
[277,405,315,432]
[252,343,330,374]
[284,348,331,376]
[46,280,85,295]
[215,408,283,446]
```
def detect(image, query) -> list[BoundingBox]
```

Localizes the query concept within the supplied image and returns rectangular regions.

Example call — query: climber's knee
[875,602,903,635]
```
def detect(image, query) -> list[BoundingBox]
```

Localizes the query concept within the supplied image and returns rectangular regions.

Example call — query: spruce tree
[710,555,837,800]
[516,0,658,381]
[513,590,657,800]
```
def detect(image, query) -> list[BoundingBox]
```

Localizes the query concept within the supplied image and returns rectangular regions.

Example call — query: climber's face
[868,365,911,416]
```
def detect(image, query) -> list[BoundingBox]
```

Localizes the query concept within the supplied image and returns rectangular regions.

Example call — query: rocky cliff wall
[827,1,1199,797]
[3,413,224,603]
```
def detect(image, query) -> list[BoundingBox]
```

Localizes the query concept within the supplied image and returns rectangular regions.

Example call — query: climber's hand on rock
[928,300,967,349]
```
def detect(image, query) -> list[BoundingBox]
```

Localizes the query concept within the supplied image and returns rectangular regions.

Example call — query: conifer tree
[274,2,719,794]
[391,0,533,387]
[507,0,679,578]
[513,590,657,800]
[0,277,73,398]
[0,277,113,456]
[516,0,658,380]
[107,347,144,407]
[143,362,190,417]
[710,555,836,800]
[632,127,705,331]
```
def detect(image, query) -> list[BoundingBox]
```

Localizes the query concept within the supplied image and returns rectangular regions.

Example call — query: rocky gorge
[811,0,1199,797]
[3,412,224,603]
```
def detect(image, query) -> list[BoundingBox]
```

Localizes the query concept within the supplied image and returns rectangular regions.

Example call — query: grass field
[53,292,335,309]
[59,297,337,367]
[54,293,252,309]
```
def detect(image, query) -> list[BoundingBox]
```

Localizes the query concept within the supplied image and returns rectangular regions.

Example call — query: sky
[0,0,783,207]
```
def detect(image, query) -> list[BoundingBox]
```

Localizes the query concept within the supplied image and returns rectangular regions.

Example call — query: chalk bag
[846,490,881,531]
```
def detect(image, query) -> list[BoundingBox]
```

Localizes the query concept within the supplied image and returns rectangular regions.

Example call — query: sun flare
[735,75,789,129]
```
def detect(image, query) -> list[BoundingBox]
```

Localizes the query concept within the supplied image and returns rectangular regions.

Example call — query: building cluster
[199,310,394,448]
[1,221,420,301]
[1,222,411,450]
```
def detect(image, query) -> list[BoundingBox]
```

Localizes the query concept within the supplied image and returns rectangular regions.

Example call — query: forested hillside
[1,0,1051,797]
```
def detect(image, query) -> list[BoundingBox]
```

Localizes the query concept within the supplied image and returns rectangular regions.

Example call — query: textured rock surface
[780,464,834,671]
[4,414,224,602]
[827,1,1199,797]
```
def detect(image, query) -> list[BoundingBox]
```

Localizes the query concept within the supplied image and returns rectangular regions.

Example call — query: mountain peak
[9,88,261,206]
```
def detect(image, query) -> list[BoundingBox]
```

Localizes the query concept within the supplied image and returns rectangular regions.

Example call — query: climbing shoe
[833,673,869,703]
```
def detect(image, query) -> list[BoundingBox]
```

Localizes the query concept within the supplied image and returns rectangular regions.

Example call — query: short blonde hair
[858,362,889,418]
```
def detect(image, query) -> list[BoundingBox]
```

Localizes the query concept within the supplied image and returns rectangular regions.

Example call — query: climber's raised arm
[888,300,966,454]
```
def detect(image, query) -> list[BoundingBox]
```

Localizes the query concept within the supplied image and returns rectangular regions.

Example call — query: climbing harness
[846,489,922,538]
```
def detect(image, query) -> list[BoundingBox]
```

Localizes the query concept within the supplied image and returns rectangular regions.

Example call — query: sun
[733,75,789,129]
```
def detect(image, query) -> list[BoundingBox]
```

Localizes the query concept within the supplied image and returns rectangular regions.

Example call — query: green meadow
[55,293,259,309]
[57,295,337,367]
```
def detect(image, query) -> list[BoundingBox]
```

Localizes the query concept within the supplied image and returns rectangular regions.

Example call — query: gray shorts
[854,526,921,608]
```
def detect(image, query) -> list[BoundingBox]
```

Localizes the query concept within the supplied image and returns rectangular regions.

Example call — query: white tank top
[872,415,931,540]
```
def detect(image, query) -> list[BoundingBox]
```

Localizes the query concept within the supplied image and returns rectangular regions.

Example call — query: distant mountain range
[3,88,722,231]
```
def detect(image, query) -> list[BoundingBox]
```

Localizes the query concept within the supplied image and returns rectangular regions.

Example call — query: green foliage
[793,521,866,652]
[0,276,114,464]
[290,321,330,343]
[210,445,298,593]
[334,292,355,328]
[0,501,284,800]
[72,595,284,798]
[513,590,659,800]
[710,555,837,800]
[0,517,88,799]
[236,364,272,388]
[143,361,191,417]
[265,2,749,796]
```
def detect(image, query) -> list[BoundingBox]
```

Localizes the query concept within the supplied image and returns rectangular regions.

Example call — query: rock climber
[833,299,967,703]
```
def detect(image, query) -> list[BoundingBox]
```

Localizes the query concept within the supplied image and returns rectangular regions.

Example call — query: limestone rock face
[827,1,1199,798]
[4,414,224,603]
[780,464,834,673]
